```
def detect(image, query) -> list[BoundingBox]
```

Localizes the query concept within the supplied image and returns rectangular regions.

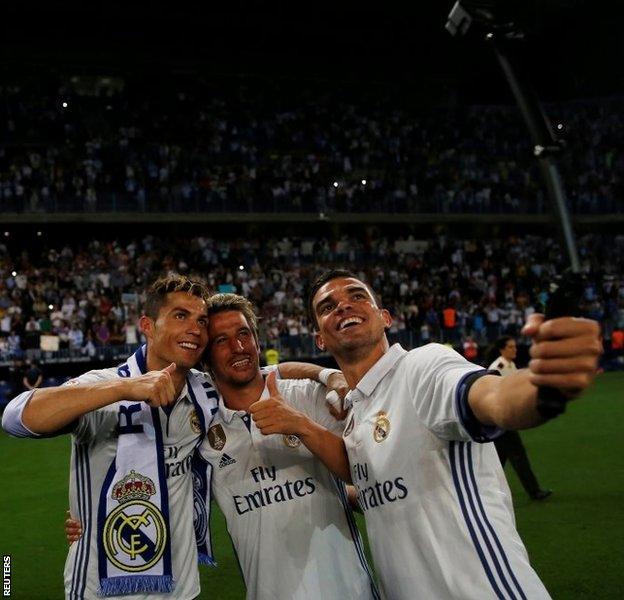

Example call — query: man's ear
[139,315,153,339]
[381,308,393,330]
[314,331,326,352]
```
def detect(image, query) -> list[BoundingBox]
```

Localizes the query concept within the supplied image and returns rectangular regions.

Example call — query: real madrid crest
[283,434,301,448]
[208,424,226,450]
[189,409,201,434]
[373,411,390,443]
[103,470,167,572]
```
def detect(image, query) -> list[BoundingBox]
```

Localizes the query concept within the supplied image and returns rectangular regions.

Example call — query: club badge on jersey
[373,412,390,443]
[189,410,201,434]
[103,470,168,574]
[208,424,226,450]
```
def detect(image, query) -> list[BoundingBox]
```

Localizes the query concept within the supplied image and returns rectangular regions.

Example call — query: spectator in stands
[22,360,42,391]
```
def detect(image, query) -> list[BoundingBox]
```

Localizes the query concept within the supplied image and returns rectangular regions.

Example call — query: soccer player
[305,269,601,600]
[3,274,215,600]
[198,293,378,599]
[489,336,552,500]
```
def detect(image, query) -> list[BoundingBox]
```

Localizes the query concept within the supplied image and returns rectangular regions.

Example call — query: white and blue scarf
[97,345,217,596]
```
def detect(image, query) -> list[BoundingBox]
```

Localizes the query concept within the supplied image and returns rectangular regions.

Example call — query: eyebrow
[170,306,208,318]
[315,284,371,313]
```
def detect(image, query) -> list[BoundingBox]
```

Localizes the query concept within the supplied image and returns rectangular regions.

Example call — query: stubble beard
[330,327,384,365]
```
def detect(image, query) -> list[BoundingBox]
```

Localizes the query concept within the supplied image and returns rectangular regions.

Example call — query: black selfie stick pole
[446,2,582,416]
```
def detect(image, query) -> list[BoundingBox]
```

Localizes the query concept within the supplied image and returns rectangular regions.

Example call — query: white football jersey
[342,343,550,600]
[2,366,215,600]
[199,377,379,600]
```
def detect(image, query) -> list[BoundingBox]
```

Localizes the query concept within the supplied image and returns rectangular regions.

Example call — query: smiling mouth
[179,341,199,351]
[231,357,252,369]
[338,316,364,331]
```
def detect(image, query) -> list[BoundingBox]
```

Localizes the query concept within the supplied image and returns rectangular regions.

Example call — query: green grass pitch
[1,373,622,599]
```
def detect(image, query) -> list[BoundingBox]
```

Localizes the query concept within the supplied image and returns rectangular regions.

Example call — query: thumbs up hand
[249,371,308,436]
[124,362,178,407]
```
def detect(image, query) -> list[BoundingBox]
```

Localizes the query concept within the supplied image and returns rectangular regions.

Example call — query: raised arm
[4,364,177,435]
[468,315,602,430]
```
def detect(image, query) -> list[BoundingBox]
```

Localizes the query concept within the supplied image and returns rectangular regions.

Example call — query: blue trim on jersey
[97,459,118,587]
[201,461,217,567]
[241,414,252,432]
[69,444,80,597]
[134,345,147,373]
[81,445,93,598]
[332,477,381,600]
[455,370,504,442]
[458,442,518,599]
[70,443,87,599]
[450,441,527,600]
[151,407,173,580]
[466,443,527,600]
[449,441,507,599]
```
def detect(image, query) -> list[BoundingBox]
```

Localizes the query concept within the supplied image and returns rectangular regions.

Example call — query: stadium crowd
[1,80,622,215]
[0,232,622,365]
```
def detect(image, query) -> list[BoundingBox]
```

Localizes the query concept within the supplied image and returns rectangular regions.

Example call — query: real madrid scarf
[187,374,218,567]
[97,345,217,596]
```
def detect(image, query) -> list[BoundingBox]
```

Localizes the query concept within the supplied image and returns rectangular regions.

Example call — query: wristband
[318,368,341,386]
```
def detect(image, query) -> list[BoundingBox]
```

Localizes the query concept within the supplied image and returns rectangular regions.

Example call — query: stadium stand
[1,80,622,215]
[0,231,621,366]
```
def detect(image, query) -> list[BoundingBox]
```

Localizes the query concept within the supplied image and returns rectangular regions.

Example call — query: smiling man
[197,293,379,600]
[2,274,219,600]
[306,268,602,600]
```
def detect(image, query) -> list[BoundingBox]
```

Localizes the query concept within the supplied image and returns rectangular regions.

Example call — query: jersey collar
[214,382,267,423]
[345,343,407,407]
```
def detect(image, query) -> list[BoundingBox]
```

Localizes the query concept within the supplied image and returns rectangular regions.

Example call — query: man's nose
[187,320,201,335]
[230,337,244,351]
[335,298,353,313]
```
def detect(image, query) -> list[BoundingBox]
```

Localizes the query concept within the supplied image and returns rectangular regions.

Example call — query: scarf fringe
[198,552,217,567]
[98,574,175,596]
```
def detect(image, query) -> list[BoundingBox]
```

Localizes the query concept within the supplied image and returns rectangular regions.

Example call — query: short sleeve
[1,390,40,437]
[405,344,503,442]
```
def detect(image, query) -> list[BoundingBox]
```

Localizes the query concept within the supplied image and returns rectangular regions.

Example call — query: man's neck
[334,338,390,390]
[217,372,265,411]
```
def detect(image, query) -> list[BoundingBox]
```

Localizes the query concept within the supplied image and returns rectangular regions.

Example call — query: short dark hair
[307,268,378,330]
[144,274,210,320]
[206,293,260,346]
[495,336,515,351]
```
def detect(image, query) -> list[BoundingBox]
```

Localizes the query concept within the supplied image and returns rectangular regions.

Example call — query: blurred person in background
[489,336,552,501]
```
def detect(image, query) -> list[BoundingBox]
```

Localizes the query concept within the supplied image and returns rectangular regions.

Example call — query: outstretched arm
[6,364,177,435]
[468,315,601,430]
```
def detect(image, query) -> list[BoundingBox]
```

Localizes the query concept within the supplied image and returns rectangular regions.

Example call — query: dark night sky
[2,1,623,100]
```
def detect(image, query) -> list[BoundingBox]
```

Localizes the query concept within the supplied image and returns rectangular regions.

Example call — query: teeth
[339,317,363,330]
[180,342,198,350]
[232,359,250,368]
